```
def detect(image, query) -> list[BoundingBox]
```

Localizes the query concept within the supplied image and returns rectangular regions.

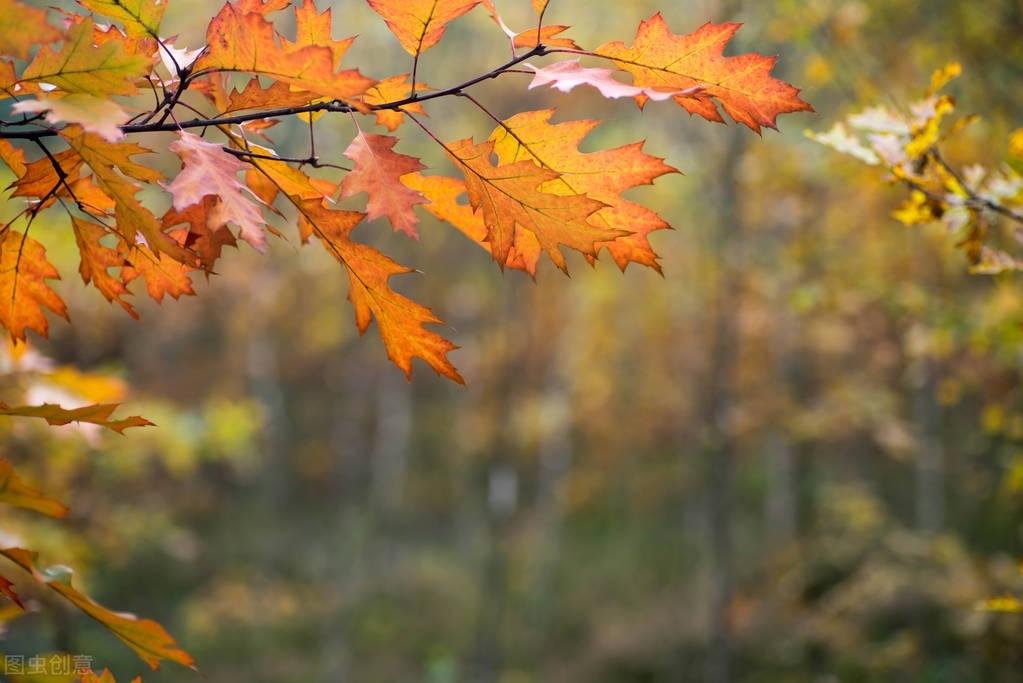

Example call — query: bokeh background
[4,0,1023,681]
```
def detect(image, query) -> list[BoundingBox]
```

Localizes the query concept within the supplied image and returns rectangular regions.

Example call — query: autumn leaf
[594,15,813,132]
[0,402,153,433]
[167,132,267,252]
[9,148,83,201]
[441,137,618,271]
[403,172,539,274]
[0,138,26,177]
[363,74,426,131]
[368,0,481,56]
[514,25,579,50]
[294,197,463,383]
[62,126,191,262]
[0,230,69,342]
[527,59,697,102]
[0,458,69,518]
[285,0,355,68]
[13,94,129,142]
[533,0,550,14]
[0,548,194,670]
[79,0,167,39]
[120,240,196,304]
[0,573,23,609]
[163,199,238,273]
[72,216,137,318]
[0,0,61,59]
[80,670,142,683]
[21,18,151,96]
[341,132,426,238]
[489,109,677,272]
[194,3,373,103]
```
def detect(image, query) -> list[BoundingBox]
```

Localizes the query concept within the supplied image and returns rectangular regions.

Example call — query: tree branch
[0,45,548,141]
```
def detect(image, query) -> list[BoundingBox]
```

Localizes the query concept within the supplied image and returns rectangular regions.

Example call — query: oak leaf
[163,199,238,273]
[363,74,426,131]
[489,109,677,272]
[0,458,69,518]
[0,573,23,609]
[21,18,151,96]
[341,133,426,238]
[194,3,373,103]
[527,59,696,102]
[120,240,196,304]
[0,402,152,433]
[0,230,68,342]
[0,547,194,670]
[443,137,618,271]
[368,0,480,56]
[80,670,142,683]
[594,15,813,132]
[79,0,167,39]
[72,216,137,318]
[166,132,267,252]
[0,0,61,59]
[295,198,462,383]
[402,172,539,274]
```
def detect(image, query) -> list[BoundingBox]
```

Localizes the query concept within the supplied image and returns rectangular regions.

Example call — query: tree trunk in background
[528,302,576,655]
[371,366,412,514]
[704,129,747,683]
[245,292,289,505]
[914,360,944,533]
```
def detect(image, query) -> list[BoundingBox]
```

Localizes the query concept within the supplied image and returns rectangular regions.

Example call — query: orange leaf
[167,132,267,252]
[194,3,373,103]
[72,216,137,318]
[0,0,61,59]
[402,172,539,275]
[163,199,238,273]
[120,240,195,304]
[341,132,426,238]
[0,402,152,433]
[368,0,481,56]
[285,0,355,68]
[295,198,462,383]
[10,148,84,201]
[0,230,68,342]
[0,547,195,670]
[595,15,813,132]
[513,25,579,50]
[363,74,427,132]
[0,573,23,609]
[0,457,69,518]
[443,137,618,272]
[80,669,143,683]
[489,109,677,272]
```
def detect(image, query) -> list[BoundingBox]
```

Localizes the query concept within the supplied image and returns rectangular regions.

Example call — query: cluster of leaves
[0,0,810,395]
[810,63,1023,274]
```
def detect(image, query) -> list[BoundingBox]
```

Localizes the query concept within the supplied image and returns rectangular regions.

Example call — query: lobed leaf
[0,458,69,518]
[0,548,194,670]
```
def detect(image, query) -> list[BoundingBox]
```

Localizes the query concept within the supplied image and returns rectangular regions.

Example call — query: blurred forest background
[4,0,1023,681]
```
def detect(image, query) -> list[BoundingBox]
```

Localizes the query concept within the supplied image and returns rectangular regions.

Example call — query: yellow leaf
[0,548,194,671]
[0,230,68,342]
[0,458,68,518]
